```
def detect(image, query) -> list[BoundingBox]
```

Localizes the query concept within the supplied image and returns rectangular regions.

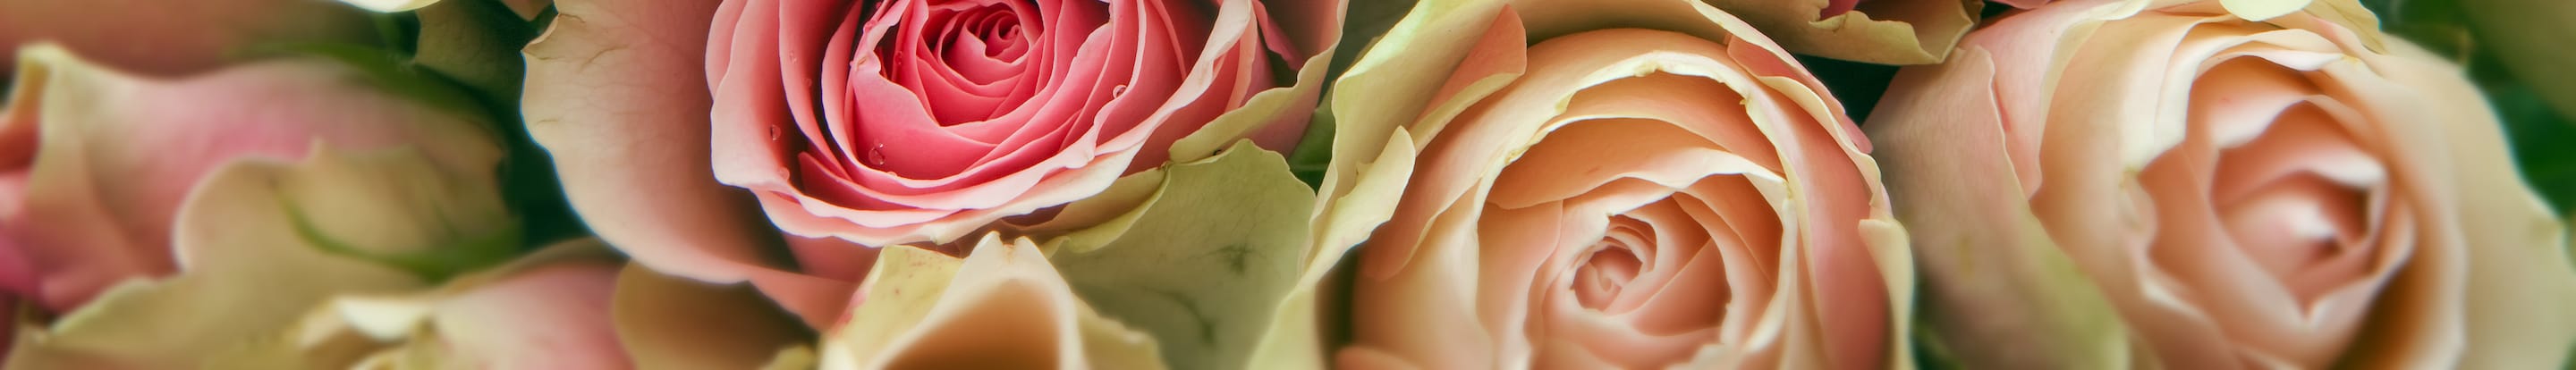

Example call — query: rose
[0,44,515,367]
[1309,0,1911,368]
[703,0,1335,247]
[0,0,380,77]
[523,0,1346,330]
[1863,0,2576,367]
[0,44,501,315]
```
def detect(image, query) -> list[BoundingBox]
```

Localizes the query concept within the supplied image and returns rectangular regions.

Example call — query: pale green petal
[1039,142,1318,370]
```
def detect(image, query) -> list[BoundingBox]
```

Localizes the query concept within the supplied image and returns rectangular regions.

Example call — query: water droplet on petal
[869,144,888,165]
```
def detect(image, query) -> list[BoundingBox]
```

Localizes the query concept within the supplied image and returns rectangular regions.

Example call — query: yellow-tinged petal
[611,263,809,370]
[822,234,1165,369]
[2217,0,2309,21]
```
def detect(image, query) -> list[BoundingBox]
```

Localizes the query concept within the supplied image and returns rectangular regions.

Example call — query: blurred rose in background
[1866,0,2576,367]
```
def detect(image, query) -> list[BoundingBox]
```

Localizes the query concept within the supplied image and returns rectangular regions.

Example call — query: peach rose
[1309,0,1911,368]
[1865,0,2576,368]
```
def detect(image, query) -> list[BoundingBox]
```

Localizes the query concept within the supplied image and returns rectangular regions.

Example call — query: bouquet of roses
[1,0,2572,367]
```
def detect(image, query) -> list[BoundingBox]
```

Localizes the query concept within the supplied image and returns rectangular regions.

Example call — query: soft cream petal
[822,235,1165,369]
[2370,40,2576,369]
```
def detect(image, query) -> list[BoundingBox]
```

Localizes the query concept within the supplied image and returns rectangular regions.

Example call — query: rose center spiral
[1573,240,1645,311]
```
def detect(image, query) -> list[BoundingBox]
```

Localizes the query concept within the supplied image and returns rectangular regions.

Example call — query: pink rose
[0,45,499,314]
[525,0,1347,328]
[704,0,1330,246]
[0,0,379,77]
[1865,0,2576,367]
[1309,0,1911,368]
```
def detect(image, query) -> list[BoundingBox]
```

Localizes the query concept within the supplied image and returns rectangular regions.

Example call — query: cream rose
[1311,0,1911,368]
[1864,0,2576,368]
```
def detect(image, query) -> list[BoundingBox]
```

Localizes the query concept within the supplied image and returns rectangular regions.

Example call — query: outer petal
[1863,46,2134,369]
[522,0,858,326]
[820,235,1165,370]
[1041,142,1319,369]
[2368,41,2576,368]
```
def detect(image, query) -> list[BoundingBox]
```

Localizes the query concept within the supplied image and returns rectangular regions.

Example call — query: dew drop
[868,144,888,165]
[767,125,783,140]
